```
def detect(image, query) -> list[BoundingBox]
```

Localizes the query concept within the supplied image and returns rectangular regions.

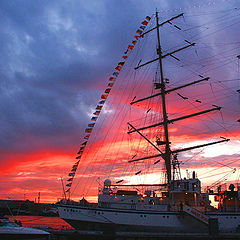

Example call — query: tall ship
[58,11,240,233]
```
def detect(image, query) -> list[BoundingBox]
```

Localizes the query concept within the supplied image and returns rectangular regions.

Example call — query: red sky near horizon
[0,1,240,203]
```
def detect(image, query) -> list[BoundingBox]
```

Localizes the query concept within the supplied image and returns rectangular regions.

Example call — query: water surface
[8,216,73,229]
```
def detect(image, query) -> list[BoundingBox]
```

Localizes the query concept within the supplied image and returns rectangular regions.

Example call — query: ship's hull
[58,204,208,233]
[58,204,240,233]
[0,226,50,240]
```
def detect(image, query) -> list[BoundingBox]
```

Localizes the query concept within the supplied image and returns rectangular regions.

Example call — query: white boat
[58,11,240,234]
[0,217,50,239]
[58,178,240,233]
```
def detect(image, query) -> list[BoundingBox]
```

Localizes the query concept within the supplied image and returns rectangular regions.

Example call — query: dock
[47,229,240,240]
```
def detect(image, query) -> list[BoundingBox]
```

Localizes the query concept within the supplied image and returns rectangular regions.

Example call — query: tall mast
[156,11,172,184]
[126,12,229,189]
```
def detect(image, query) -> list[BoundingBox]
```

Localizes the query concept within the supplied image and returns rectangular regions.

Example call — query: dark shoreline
[0,199,57,217]
[45,229,240,240]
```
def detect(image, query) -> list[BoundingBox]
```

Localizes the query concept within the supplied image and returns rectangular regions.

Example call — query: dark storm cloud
[0,0,164,157]
[0,0,141,155]
[0,0,239,158]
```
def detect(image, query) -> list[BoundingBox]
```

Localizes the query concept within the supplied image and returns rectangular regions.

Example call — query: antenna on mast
[61,177,67,200]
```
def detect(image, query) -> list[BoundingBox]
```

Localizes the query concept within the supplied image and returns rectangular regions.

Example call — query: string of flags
[65,15,152,194]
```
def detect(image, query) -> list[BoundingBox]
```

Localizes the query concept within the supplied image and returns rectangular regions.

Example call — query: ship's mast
[126,11,230,190]
[155,11,172,184]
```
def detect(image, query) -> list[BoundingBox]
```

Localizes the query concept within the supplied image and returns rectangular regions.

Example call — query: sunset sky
[0,0,239,203]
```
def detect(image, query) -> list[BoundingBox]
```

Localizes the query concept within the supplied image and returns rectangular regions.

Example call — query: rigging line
[159,1,236,15]
[72,92,125,193]
[178,51,239,73]
[80,34,154,195]
[206,50,240,75]
[209,82,216,100]
[209,171,236,188]
[83,113,126,194]
[170,18,240,81]
[184,12,237,37]
[209,78,240,83]
[220,109,225,124]
[177,59,239,99]
[183,149,204,164]
[163,40,238,68]
[202,59,239,77]
[180,19,239,51]
[74,27,155,195]
[130,71,155,157]
[85,59,158,193]
[131,51,154,98]
[214,81,240,99]
[195,46,240,65]
[184,7,240,17]
[184,13,240,43]
[169,91,225,136]
[237,56,240,98]
[107,128,128,180]
[178,14,240,52]
[84,78,138,194]
[186,87,239,101]
[174,91,238,112]
[108,68,144,167]
[183,9,240,31]
[139,81,164,183]
[200,164,235,178]
[171,50,239,87]
[127,77,141,180]
[73,107,125,195]
[172,94,239,134]
[132,17,155,70]
[194,54,240,78]
[189,104,228,139]
[199,166,228,179]
[214,160,238,171]
[197,42,240,46]
[126,135,139,181]
[200,170,235,180]
[235,169,240,186]
[74,83,129,195]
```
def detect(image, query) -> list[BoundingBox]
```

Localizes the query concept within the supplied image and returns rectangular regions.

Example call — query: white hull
[56,205,195,232]
[58,204,240,233]
[0,226,49,239]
